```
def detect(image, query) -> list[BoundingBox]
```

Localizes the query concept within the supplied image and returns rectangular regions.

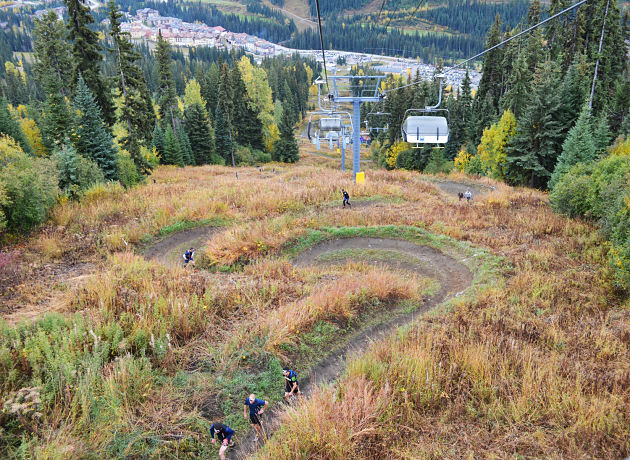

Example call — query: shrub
[0,135,58,233]
[423,148,453,174]
[54,144,105,198]
[117,151,143,188]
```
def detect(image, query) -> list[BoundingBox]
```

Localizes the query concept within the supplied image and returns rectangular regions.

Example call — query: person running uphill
[183,247,195,266]
[283,368,300,402]
[244,394,268,441]
[210,423,235,460]
[464,190,472,203]
[342,189,351,208]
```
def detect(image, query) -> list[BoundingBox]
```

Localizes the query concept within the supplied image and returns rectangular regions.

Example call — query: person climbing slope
[342,189,351,208]
[282,368,300,402]
[210,422,235,460]
[244,394,268,442]
[464,190,472,203]
[183,247,195,266]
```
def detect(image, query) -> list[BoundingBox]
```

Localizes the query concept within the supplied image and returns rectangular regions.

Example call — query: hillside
[1,149,628,458]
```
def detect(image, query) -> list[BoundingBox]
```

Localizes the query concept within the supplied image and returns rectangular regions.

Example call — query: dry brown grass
[3,157,628,458]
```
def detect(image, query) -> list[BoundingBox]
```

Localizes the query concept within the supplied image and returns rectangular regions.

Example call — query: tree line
[0,0,315,236]
[371,0,630,286]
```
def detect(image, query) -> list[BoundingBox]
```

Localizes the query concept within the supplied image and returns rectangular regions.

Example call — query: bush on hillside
[551,153,630,288]
[117,151,143,188]
[54,145,105,198]
[0,135,58,233]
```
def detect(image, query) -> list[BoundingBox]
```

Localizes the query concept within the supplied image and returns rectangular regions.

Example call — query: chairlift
[401,74,449,148]
[307,111,353,151]
[366,111,390,133]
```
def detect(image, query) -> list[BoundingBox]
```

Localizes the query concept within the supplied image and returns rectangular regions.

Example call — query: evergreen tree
[204,62,221,120]
[184,102,214,165]
[272,107,299,163]
[151,124,165,159]
[214,104,233,164]
[506,63,565,188]
[500,52,530,118]
[476,14,504,110]
[64,0,114,125]
[592,110,611,155]
[41,78,72,149]
[178,127,194,165]
[0,98,32,154]
[156,31,179,131]
[109,1,155,174]
[218,62,234,136]
[32,11,72,98]
[549,105,596,189]
[72,76,118,180]
[163,125,183,166]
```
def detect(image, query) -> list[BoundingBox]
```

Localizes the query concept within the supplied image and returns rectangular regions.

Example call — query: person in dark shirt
[183,247,195,266]
[244,394,268,441]
[210,423,235,460]
[282,368,300,402]
[342,189,351,208]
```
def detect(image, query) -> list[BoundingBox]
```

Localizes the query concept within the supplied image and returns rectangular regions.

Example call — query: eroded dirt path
[230,237,472,459]
[143,226,220,267]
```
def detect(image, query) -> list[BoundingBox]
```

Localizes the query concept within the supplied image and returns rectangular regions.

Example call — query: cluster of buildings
[118,8,276,56]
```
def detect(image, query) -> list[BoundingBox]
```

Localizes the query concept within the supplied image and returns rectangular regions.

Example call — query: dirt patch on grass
[230,237,471,458]
[430,178,494,199]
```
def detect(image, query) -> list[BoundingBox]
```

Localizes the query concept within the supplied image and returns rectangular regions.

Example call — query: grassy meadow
[0,154,628,458]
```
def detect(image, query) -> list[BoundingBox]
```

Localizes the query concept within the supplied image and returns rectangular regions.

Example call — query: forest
[368,0,630,286]
[0,0,316,236]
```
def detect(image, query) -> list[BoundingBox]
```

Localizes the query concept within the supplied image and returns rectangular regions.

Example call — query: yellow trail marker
[355,172,365,184]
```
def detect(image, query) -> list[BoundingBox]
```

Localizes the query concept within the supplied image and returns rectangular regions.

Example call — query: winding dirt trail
[230,237,472,459]
[143,226,220,267]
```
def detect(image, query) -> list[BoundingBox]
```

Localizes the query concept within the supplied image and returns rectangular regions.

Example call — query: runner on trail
[244,394,268,441]
[282,368,300,402]
[342,189,351,208]
[210,422,235,460]
[183,247,195,266]
[464,190,472,202]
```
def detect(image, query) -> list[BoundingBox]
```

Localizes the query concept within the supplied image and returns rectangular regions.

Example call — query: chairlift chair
[401,74,449,148]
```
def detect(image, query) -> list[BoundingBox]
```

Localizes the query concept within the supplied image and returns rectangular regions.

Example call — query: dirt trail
[230,237,471,459]
[430,179,494,198]
[143,226,220,267]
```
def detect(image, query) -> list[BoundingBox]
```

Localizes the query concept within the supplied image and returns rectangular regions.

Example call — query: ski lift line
[382,0,591,96]
[314,0,329,92]
[376,0,388,23]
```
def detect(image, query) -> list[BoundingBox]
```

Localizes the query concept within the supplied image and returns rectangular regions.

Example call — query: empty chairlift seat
[403,116,449,144]
[320,118,342,132]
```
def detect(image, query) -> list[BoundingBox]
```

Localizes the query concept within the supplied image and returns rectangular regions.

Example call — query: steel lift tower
[314,75,386,181]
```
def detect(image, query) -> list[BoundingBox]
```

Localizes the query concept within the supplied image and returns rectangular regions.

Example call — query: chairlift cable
[314,0,330,93]
[382,0,591,95]
[376,0,388,23]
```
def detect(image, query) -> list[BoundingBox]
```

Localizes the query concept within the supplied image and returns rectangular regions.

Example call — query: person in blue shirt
[210,423,235,460]
[282,368,300,402]
[342,189,351,208]
[244,394,268,441]
[183,248,195,266]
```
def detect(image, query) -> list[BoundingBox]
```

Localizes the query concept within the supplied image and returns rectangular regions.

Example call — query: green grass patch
[158,217,230,236]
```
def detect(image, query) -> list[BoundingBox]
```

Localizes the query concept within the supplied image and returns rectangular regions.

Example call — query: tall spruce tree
[214,104,233,164]
[156,31,179,131]
[178,128,194,165]
[476,14,504,110]
[151,124,166,159]
[506,62,565,188]
[218,63,234,136]
[108,1,155,174]
[184,102,214,165]
[72,76,118,180]
[32,11,73,149]
[549,105,596,189]
[500,52,531,118]
[163,125,183,166]
[272,107,299,163]
[64,0,114,125]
